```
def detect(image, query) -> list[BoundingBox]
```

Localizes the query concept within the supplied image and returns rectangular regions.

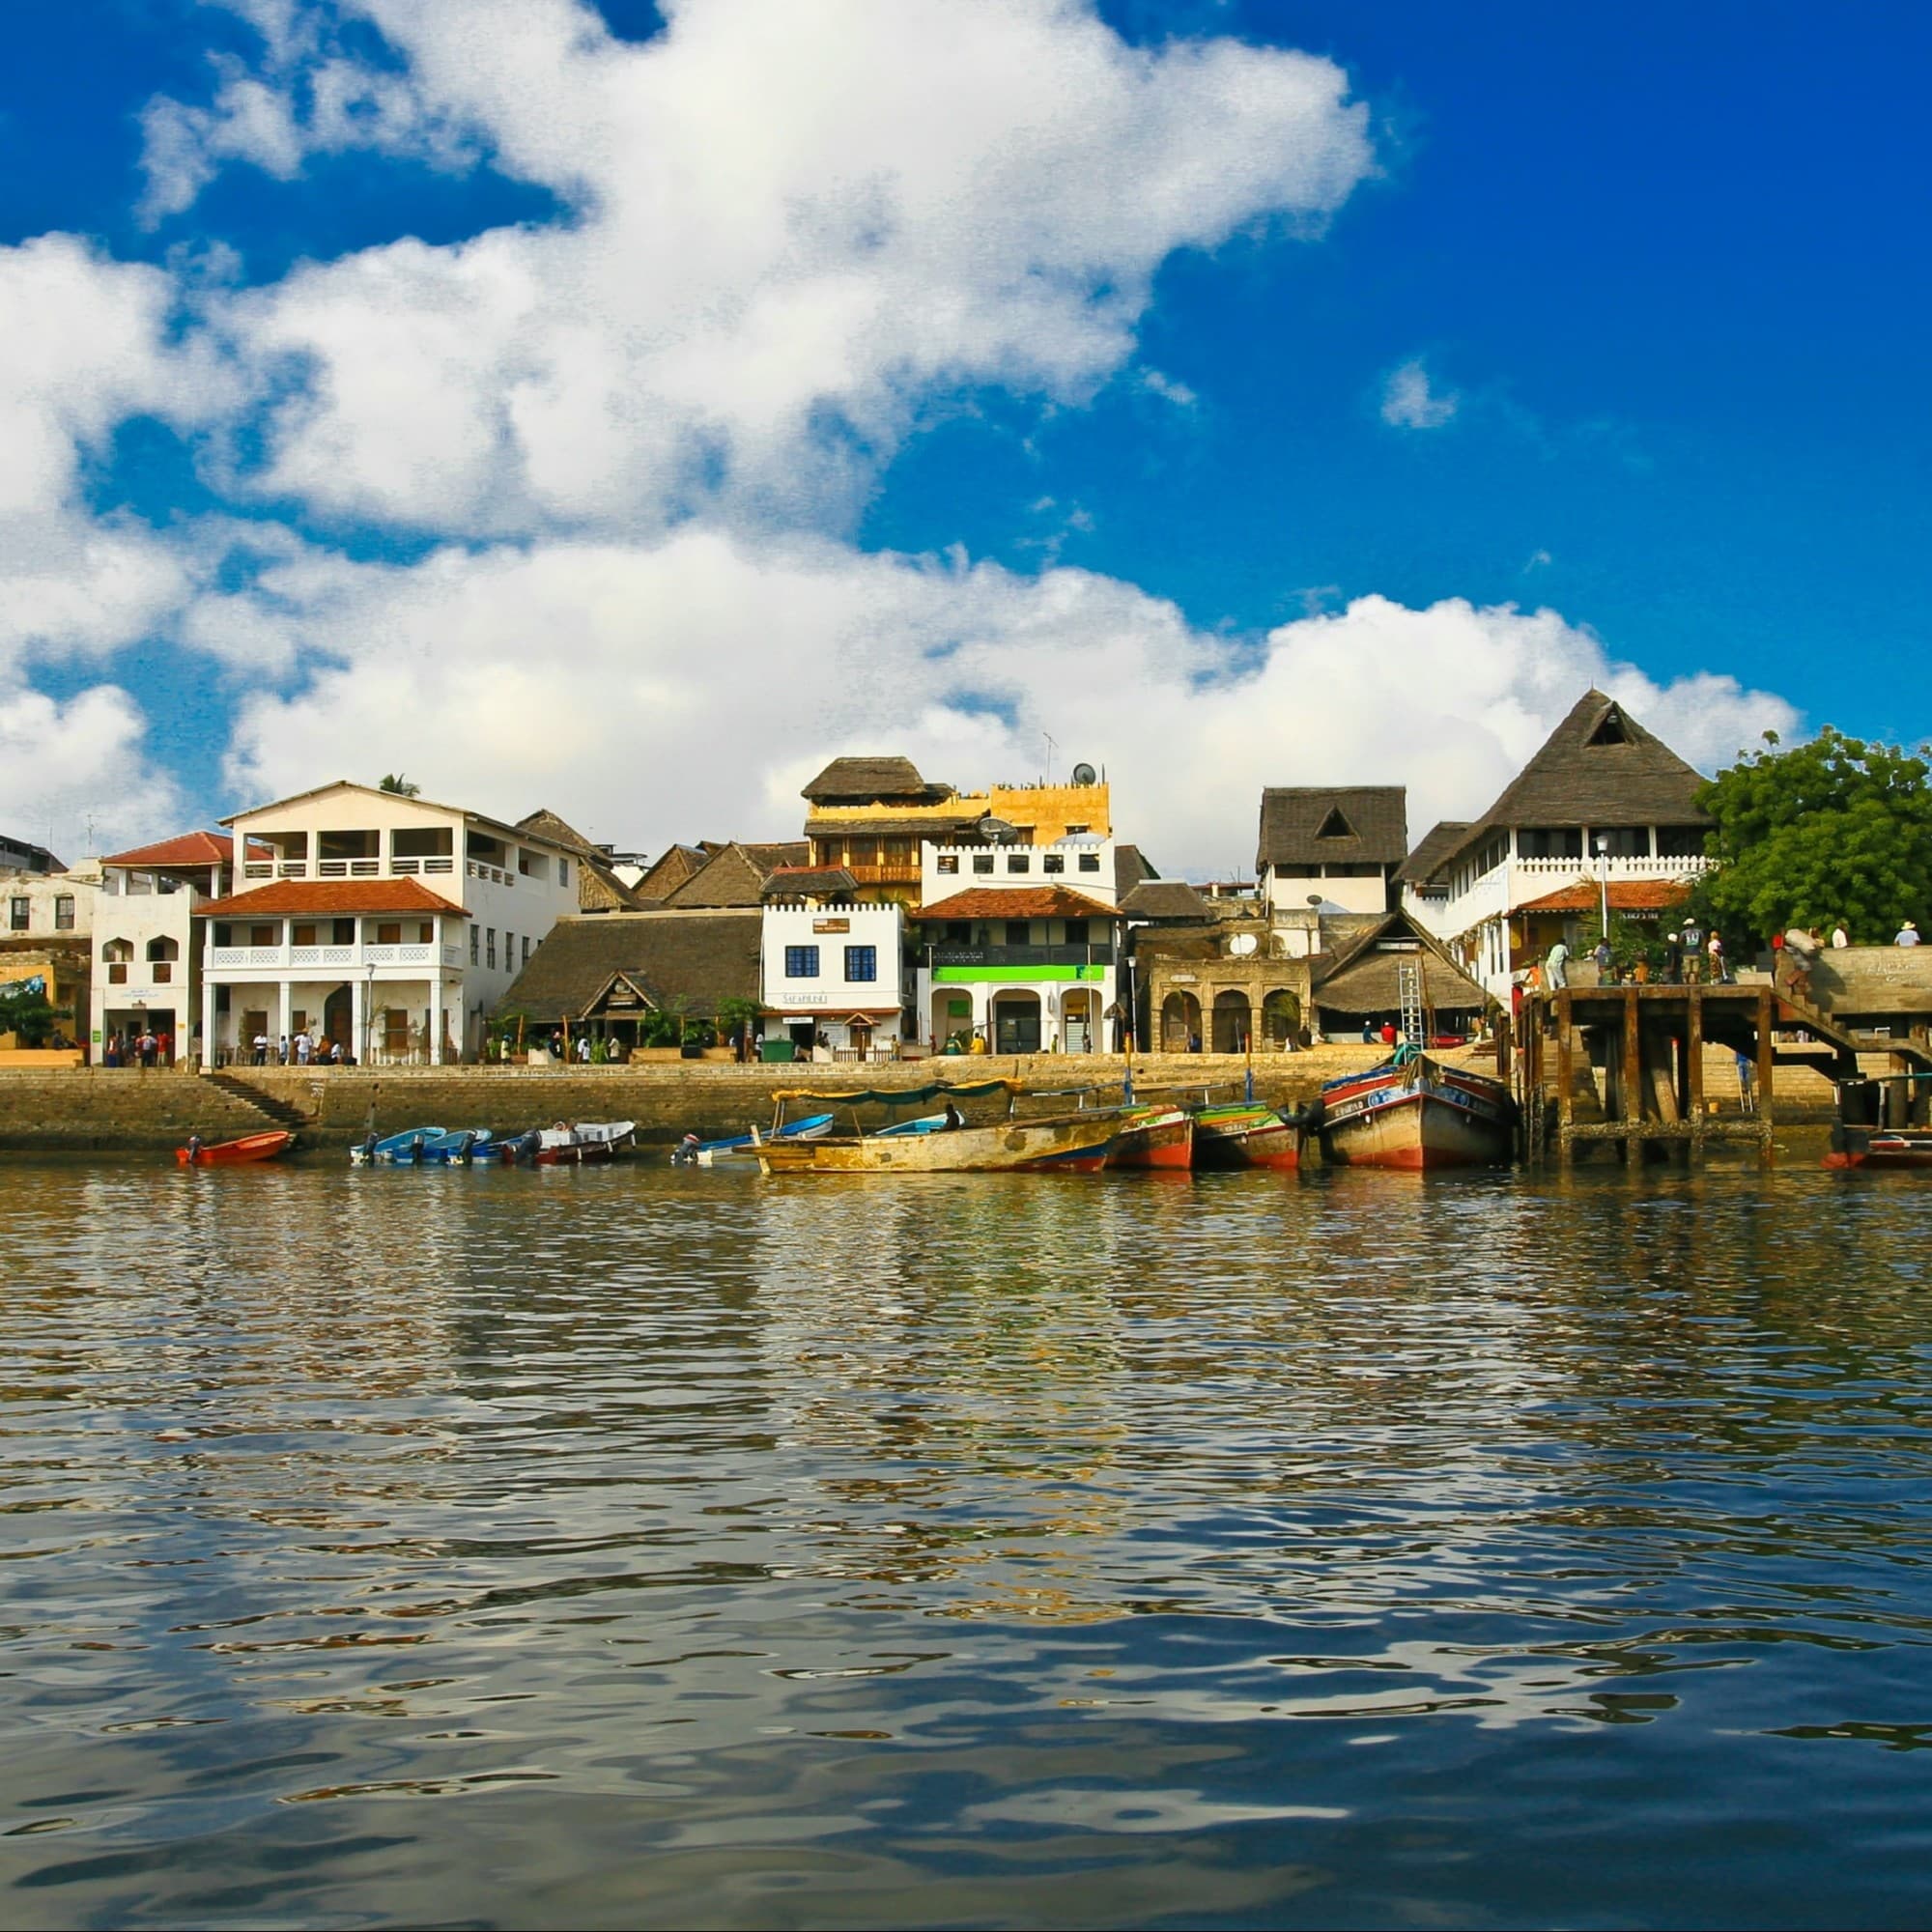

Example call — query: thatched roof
[761,867,859,901]
[516,807,594,852]
[1396,820,1472,887]
[1115,844,1158,895]
[630,844,713,899]
[1311,913,1487,1015]
[493,911,760,1023]
[1258,787,1407,870]
[1432,692,1710,878]
[663,841,810,908]
[1121,880,1214,923]
[802,756,948,803]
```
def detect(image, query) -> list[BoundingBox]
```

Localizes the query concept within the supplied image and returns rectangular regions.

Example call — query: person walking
[1707,929,1726,983]
[1546,937,1570,989]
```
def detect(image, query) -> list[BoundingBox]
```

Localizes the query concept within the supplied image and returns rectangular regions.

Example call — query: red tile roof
[198,879,467,919]
[914,886,1117,922]
[1518,879,1693,915]
[101,832,269,869]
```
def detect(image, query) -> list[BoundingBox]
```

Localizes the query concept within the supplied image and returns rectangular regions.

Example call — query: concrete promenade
[0,1040,1847,1153]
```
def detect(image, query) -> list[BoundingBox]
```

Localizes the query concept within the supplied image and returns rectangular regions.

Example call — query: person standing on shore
[1832,924,1850,949]
[1680,916,1706,985]
[1707,929,1726,982]
[1546,938,1570,989]
[1896,920,1920,947]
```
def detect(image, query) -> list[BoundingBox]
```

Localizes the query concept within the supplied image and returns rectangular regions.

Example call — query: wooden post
[1623,987,1641,1159]
[1686,987,1704,1160]
[1556,988,1575,1162]
[1756,984,1776,1164]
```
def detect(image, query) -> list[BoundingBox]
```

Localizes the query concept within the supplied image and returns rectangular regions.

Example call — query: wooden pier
[1511,979,1932,1166]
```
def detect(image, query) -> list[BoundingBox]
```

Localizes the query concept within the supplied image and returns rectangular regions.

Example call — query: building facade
[1257,786,1407,918]
[198,782,581,1063]
[1400,692,1717,1000]
[759,893,906,1059]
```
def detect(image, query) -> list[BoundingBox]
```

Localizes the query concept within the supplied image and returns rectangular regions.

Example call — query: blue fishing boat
[681,1111,837,1165]
[350,1124,445,1166]
[419,1128,494,1165]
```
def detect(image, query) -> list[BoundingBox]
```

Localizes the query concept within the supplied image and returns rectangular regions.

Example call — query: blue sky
[2,0,1923,867]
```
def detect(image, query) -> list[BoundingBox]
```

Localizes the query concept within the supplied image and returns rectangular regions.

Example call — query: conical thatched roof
[802,756,948,803]
[1257,786,1407,870]
[1478,692,1705,835]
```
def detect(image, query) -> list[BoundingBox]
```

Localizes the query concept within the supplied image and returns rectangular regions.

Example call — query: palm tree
[378,774,421,797]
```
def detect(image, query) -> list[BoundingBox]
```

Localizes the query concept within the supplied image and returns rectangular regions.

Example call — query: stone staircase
[205,1071,313,1136]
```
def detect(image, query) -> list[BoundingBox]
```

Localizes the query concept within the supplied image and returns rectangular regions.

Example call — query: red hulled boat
[176,1129,294,1166]
[1317,1052,1514,1172]
[1110,1105,1195,1170]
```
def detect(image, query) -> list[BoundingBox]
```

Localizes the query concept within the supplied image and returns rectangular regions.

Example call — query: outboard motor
[670,1133,702,1166]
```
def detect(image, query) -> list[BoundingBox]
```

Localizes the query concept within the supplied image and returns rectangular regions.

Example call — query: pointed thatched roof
[1311,911,1488,1016]
[493,910,761,1024]
[1120,880,1215,923]
[1257,787,1407,871]
[1114,844,1158,895]
[1427,692,1710,881]
[802,756,950,803]
[663,841,810,908]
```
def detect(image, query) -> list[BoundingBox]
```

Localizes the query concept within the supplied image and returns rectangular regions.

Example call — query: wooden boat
[756,1108,1120,1176]
[533,1120,637,1165]
[351,1124,445,1166]
[1317,1051,1514,1171]
[177,1128,293,1166]
[1192,1101,1302,1171]
[1110,1104,1194,1170]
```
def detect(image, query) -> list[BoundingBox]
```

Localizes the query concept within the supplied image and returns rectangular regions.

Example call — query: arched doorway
[1060,987,1098,1053]
[1160,990,1201,1051]
[1262,988,1301,1048]
[992,989,1041,1054]
[932,989,974,1052]
[1212,989,1252,1054]
[323,983,353,1053]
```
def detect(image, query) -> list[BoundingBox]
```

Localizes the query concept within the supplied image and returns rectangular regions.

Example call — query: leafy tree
[0,986,70,1047]
[378,773,421,796]
[1696,727,1932,946]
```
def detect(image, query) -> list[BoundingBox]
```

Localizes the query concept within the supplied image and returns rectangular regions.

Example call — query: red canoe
[176,1129,295,1166]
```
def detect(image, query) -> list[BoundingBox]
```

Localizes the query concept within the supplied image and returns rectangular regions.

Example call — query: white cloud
[208,531,1796,870]
[1380,355,1459,430]
[0,681,188,860]
[157,0,1374,535]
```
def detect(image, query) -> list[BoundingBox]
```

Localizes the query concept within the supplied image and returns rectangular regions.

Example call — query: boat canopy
[768,1078,1019,1105]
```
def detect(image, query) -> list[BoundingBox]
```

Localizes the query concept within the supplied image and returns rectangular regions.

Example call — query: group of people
[102,1028,168,1067]
[1543,916,1926,998]
[249,1031,351,1066]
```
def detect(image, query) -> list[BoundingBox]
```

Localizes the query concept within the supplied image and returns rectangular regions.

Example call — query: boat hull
[1319,1058,1513,1171]
[756,1111,1118,1176]
[1192,1103,1301,1171]
[178,1129,293,1166]
[1111,1107,1194,1170]
[1825,1129,1932,1171]
[534,1122,637,1166]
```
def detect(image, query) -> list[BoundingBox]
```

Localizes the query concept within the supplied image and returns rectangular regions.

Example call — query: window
[9,897,25,930]
[972,854,994,874]
[377,922,403,946]
[1518,828,1583,860]
[1065,823,1089,835]
[1064,919,1090,945]
[249,923,276,947]
[502,930,513,965]
[937,854,959,873]
[844,945,877,983]
[333,919,355,946]
[470,924,480,966]
[522,934,531,966]
[1077,852,1100,872]
[518,850,549,880]
[784,945,820,979]
[558,858,571,887]
[1006,854,1030,873]
[54,895,74,931]
[486,927,497,970]
[1656,826,1707,859]
[292,923,318,947]
[1043,853,1065,873]
[1005,920,1031,947]
[213,923,232,948]
[1592,828,1650,859]
[418,921,435,944]
[1317,809,1355,839]
[945,922,972,945]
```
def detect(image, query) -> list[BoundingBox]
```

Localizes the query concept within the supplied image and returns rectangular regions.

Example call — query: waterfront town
[4,689,1929,1097]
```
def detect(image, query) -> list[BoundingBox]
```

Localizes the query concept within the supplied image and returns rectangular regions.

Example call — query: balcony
[931,944,1114,969]
[206,943,467,973]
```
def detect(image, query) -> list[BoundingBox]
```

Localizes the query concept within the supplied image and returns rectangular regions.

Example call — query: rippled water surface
[4,1153,1931,1928]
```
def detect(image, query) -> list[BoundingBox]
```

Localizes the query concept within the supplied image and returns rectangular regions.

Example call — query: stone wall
[0,1067,301,1151]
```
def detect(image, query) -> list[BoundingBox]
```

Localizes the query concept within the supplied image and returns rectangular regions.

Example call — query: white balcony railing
[205,943,465,974]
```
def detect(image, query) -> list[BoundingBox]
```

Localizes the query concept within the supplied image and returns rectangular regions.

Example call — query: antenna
[1042,731,1057,784]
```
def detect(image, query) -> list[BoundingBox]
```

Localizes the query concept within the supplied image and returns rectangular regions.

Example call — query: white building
[758,868,905,1059]
[1256,786,1406,918]
[197,781,582,1064]
[1400,692,1718,1001]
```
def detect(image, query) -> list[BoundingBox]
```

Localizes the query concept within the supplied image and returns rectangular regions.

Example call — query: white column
[428,975,442,1065]
[351,974,366,1065]
[200,972,216,1069]
[277,980,293,1054]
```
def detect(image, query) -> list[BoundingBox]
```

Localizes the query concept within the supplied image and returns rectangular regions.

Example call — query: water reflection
[2,1157,1931,1927]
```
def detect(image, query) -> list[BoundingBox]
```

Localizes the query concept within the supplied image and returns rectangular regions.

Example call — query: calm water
[3,1152,1930,1929]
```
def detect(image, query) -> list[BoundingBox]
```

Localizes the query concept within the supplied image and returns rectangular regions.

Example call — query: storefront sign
[811,918,851,934]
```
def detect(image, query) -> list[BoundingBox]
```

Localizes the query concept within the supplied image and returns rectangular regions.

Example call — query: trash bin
[760,1038,796,1063]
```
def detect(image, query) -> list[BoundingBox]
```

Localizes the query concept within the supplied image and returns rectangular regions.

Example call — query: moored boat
[683,1111,837,1166]
[1192,1101,1302,1171]
[1825,1075,1932,1170]
[177,1128,294,1166]
[533,1120,637,1165]
[420,1128,494,1165]
[350,1124,445,1166]
[755,1108,1120,1176]
[1110,1104,1195,1170]
[1318,1051,1514,1171]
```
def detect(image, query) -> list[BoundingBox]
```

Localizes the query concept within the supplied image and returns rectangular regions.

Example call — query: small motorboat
[419,1128,495,1166]
[177,1129,294,1167]
[533,1120,638,1166]
[682,1111,837,1166]
[350,1124,445,1166]
[489,1128,542,1165]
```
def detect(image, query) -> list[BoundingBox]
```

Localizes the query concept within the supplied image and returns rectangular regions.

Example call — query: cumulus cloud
[1380,355,1459,430]
[0,681,189,859]
[207,531,1795,870]
[157,0,1374,535]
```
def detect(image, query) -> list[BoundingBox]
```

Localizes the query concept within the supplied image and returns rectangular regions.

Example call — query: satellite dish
[1070,762,1097,785]
[1229,932,1258,956]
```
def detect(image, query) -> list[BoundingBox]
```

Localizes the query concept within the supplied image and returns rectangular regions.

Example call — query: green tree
[1696,727,1932,945]
[378,773,421,796]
